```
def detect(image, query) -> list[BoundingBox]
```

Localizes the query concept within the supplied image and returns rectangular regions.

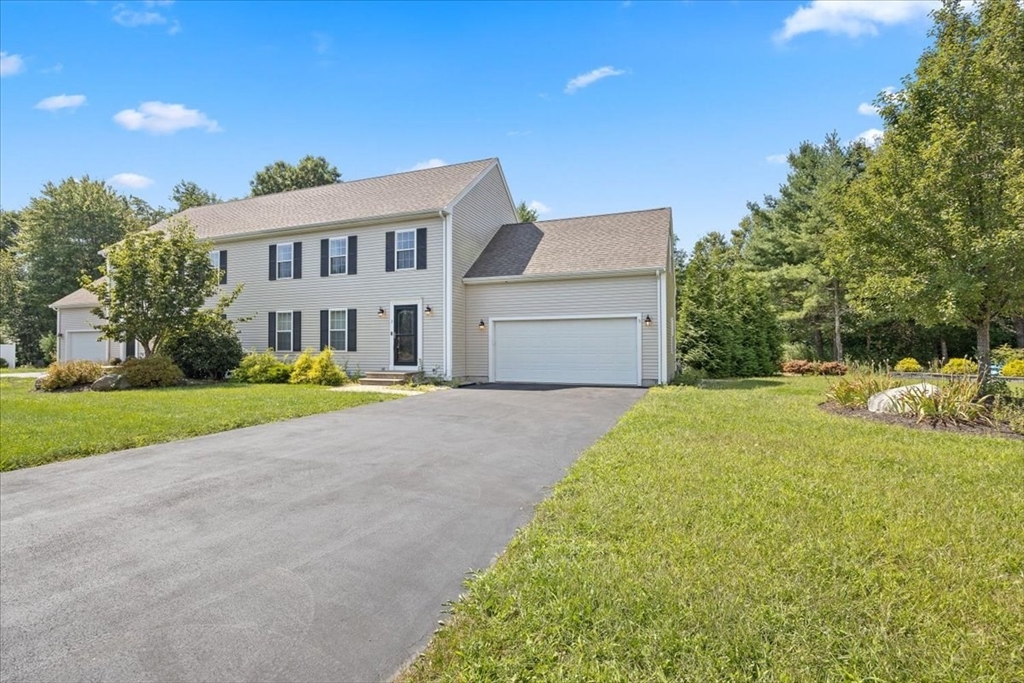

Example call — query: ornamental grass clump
[895,378,991,426]
[826,371,901,408]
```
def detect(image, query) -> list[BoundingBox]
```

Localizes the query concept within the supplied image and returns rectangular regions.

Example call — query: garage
[66,331,108,362]
[492,317,640,386]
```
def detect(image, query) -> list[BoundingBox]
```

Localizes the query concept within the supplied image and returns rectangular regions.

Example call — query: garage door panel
[493,318,639,386]
[67,332,107,362]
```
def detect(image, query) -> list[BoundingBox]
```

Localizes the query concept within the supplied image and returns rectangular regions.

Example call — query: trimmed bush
[1001,359,1024,377]
[894,357,924,373]
[120,355,184,388]
[163,313,245,380]
[308,348,347,386]
[781,360,847,376]
[816,361,848,376]
[941,358,979,375]
[992,345,1024,365]
[289,350,316,384]
[233,350,292,384]
[38,360,104,391]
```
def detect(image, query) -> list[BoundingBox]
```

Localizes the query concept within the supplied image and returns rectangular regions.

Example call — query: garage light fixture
[425,306,433,316]
[478,319,486,330]
[378,307,386,318]
[644,315,653,326]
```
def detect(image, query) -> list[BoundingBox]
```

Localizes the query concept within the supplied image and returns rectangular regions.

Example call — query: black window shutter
[219,250,227,284]
[320,239,329,277]
[268,245,277,281]
[416,227,427,270]
[348,235,357,275]
[385,231,395,272]
[347,309,357,352]
[126,339,136,358]
[320,310,329,350]
[293,242,302,279]
[292,311,302,351]
[268,311,276,350]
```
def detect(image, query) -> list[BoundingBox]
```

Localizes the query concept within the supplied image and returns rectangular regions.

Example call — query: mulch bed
[820,401,1023,441]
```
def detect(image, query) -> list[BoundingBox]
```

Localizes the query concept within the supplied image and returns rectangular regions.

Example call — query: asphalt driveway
[0,384,645,683]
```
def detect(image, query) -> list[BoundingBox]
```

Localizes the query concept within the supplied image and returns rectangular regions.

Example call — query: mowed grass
[0,378,396,471]
[404,377,1024,682]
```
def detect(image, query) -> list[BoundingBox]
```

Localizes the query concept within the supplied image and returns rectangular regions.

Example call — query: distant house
[51,158,675,386]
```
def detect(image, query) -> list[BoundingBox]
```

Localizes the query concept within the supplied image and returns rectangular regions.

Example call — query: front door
[393,304,418,368]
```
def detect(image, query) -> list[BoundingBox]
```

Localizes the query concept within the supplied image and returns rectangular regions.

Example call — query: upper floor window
[330,237,347,275]
[277,243,293,279]
[209,250,219,271]
[395,230,415,270]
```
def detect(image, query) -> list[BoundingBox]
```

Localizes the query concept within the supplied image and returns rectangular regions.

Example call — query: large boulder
[91,373,131,392]
[867,383,940,414]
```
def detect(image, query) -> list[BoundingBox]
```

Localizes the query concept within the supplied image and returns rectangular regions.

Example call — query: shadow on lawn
[700,378,784,391]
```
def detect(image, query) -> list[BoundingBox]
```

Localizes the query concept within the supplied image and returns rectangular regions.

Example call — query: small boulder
[33,377,44,391]
[91,373,130,392]
[867,383,940,414]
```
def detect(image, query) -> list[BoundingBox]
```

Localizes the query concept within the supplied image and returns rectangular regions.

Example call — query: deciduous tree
[249,155,341,197]
[171,180,221,212]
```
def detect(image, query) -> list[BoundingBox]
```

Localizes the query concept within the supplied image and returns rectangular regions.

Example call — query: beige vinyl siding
[213,216,445,375]
[57,306,114,362]
[464,275,662,384]
[449,165,516,378]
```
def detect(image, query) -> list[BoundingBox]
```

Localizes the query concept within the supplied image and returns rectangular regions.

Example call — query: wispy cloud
[0,51,26,77]
[857,128,885,147]
[407,158,447,171]
[766,154,788,164]
[35,94,87,112]
[113,101,221,134]
[528,200,552,215]
[857,102,879,116]
[506,130,532,137]
[776,1,938,42]
[109,173,154,189]
[112,2,180,35]
[565,66,626,94]
[42,62,63,74]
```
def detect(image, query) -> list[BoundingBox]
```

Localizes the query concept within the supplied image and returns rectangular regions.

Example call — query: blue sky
[0,1,937,250]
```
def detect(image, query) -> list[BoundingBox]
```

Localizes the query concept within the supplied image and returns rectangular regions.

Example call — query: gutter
[201,210,444,245]
[463,266,663,285]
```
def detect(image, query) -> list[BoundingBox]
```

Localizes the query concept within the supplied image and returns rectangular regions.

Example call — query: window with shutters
[276,311,292,351]
[329,309,347,350]
[329,237,347,275]
[209,250,219,271]
[395,230,415,270]
[276,243,293,279]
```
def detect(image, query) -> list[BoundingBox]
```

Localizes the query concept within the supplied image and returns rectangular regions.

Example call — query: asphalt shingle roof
[152,158,497,240]
[464,208,672,279]
[50,278,102,308]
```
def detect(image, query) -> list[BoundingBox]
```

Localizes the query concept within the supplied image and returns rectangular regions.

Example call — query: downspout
[440,209,453,380]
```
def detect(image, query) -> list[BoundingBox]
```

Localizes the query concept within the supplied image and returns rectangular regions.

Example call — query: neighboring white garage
[66,331,108,362]
[492,317,640,386]
[50,281,117,363]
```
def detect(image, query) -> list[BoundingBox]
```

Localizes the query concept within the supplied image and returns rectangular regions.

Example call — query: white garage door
[493,317,640,386]
[66,331,107,362]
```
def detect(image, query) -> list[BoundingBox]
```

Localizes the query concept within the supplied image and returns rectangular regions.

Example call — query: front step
[359,371,413,387]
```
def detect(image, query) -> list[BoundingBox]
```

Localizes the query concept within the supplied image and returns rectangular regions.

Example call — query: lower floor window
[276,311,292,351]
[329,309,347,350]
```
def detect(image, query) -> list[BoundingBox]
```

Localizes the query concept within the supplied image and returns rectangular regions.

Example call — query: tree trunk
[976,320,991,388]
[940,338,949,365]
[1015,316,1024,348]
[813,328,824,360]
[832,281,843,361]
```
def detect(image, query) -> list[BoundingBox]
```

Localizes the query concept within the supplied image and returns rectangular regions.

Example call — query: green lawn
[403,377,1024,682]
[0,378,397,471]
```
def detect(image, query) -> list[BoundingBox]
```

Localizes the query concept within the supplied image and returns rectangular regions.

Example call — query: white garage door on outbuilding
[66,331,108,362]
[491,316,641,386]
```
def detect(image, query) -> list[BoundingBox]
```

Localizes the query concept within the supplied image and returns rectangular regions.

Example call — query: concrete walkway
[0,384,645,683]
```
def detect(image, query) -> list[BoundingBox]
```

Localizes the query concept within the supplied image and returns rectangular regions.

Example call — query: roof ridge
[505,206,671,227]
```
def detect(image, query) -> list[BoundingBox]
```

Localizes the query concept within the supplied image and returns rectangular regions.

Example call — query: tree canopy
[515,201,539,223]
[171,180,221,212]
[249,155,341,197]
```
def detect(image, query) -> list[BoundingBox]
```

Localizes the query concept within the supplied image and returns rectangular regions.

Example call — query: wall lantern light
[478,319,487,330]
[644,315,653,327]
[378,307,386,318]
[425,306,433,316]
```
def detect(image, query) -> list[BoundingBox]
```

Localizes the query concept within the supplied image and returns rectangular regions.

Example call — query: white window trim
[395,229,416,271]
[328,308,348,351]
[329,236,348,276]
[276,310,293,352]
[276,243,294,280]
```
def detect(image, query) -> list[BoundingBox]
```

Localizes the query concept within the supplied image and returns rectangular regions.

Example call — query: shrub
[163,312,245,380]
[816,361,848,376]
[1001,359,1024,377]
[38,360,104,391]
[782,360,815,375]
[38,332,57,365]
[307,348,347,386]
[992,344,1024,365]
[671,365,707,387]
[120,355,184,388]
[233,349,292,384]
[895,379,990,426]
[0,357,7,369]
[826,372,901,408]
[107,357,123,366]
[289,350,316,384]
[893,357,924,373]
[941,358,979,375]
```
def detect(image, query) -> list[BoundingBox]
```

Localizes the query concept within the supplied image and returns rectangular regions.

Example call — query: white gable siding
[449,165,516,378]
[464,275,662,385]
[57,307,116,362]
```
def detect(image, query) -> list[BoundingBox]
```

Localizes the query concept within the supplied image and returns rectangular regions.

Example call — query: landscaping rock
[867,383,939,414]
[91,374,131,392]
[34,377,43,391]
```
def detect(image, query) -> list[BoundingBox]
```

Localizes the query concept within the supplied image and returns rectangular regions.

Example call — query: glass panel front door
[393,305,418,367]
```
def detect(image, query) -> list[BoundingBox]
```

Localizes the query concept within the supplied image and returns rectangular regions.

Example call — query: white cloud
[776,1,938,42]
[528,200,551,215]
[42,62,63,74]
[766,154,788,164]
[407,158,447,171]
[113,2,180,34]
[113,101,222,134]
[857,128,885,146]
[857,102,879,116]
[35,94,87,111]
[565,66,626,94]
[0,52,26,77]
[109,173,154,189]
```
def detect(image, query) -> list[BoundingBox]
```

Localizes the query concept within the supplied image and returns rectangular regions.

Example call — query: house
[51,158,676,386]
